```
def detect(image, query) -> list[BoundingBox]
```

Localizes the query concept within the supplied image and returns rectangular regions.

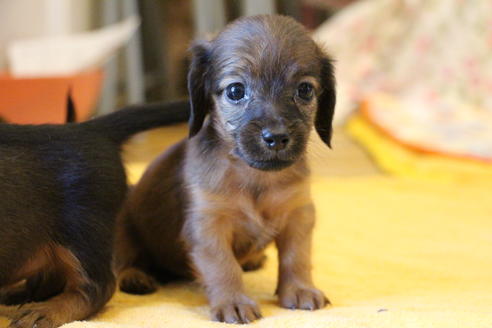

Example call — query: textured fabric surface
[2,163,484,328]
[360,94,492,163]
[314,0,492,160]
[347,114,492,183]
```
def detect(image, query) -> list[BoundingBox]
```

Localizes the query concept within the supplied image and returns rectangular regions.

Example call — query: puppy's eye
[297,82,314,101]
[226,83,245,101]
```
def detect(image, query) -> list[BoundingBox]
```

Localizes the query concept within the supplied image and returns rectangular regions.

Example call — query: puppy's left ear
[315,57,336,148]
[187,40,213,138]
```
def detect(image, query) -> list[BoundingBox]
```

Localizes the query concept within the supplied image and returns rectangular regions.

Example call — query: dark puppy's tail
[82,100,190,144]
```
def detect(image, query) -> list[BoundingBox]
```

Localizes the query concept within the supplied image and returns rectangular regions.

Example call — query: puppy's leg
[0,271,63,305]
[114,215,157,295]
[0,281,28,305]
[188,218,262,324]
[275,204,329,310]
[8,245,115,328]
[25,272,65,303]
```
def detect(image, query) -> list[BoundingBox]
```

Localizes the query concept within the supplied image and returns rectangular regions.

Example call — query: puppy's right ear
[187,40,212,138]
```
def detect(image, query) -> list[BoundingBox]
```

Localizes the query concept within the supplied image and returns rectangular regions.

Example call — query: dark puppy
[115,15,336,324]
[0,100,189,328]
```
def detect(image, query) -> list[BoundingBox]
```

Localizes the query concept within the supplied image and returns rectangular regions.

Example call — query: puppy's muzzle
[261,127,290,151]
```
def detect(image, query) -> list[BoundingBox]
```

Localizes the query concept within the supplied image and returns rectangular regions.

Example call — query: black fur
[315,57,336,147]
[66,93,77,123]
[0,100,189,325]
[187,41,213,137]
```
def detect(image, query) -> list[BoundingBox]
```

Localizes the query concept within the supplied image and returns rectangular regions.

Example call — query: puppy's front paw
[278,285,329,311]
[10,309,55,328]
[211,295,262,324]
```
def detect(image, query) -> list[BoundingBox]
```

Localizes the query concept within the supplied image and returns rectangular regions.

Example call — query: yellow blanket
[2,167,490,328]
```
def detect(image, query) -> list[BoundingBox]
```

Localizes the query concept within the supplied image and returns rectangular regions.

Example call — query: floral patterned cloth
[314,0,492,161]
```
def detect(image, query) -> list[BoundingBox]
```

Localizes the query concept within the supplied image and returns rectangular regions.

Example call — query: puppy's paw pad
[10,310,54,328]
[279,286,329,311]
[211,299,262,324]
[119,269,157,295]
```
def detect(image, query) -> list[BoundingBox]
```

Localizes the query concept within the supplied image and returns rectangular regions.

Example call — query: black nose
[261,128,290,151]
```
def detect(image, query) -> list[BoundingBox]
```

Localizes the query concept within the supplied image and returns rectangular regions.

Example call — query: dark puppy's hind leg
[7,163,127,327]
[0,281,28,306]
[8,245,115,328]
[0,271,64,305]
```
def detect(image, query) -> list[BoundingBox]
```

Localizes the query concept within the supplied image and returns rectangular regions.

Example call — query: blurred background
[0,0,351,122]
[0,0,491,177]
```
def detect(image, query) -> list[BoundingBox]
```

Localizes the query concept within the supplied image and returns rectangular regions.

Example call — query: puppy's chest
[230,187,293,255]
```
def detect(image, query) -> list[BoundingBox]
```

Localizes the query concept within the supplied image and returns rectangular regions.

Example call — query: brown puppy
[115,15,336,324]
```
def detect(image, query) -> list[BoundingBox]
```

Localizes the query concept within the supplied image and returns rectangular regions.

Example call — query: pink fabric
[314,0,492,160]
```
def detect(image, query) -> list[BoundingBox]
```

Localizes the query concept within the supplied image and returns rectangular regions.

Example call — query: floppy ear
[187,40,212,138]
[315,57,336,148]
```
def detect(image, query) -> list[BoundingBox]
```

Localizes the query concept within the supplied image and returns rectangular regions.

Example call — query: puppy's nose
[261,128,290,151]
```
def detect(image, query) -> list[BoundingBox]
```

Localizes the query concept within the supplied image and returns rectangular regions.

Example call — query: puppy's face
[188,15,336,171]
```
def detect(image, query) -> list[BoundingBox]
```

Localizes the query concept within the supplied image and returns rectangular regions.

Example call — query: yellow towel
[2,167,490,328]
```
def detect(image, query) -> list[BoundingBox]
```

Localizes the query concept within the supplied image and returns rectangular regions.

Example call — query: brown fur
[115,15,336,324]
[0,245,114,327]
